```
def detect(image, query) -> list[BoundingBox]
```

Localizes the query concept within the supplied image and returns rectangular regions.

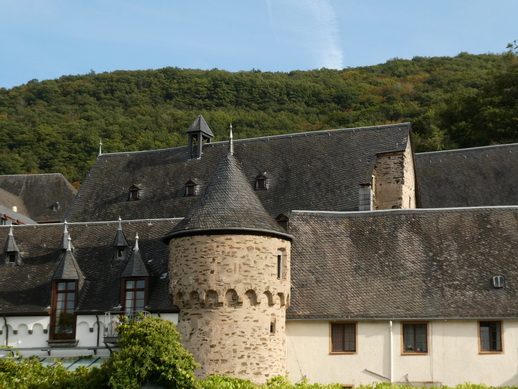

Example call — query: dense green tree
[0,52,514,183]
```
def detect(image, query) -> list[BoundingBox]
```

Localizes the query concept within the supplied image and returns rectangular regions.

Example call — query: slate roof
[164,154,291,241]
[0,219,180,315]
[186,114,214,138]
[121,235,152,278]
[287,207,518,320]
[0,174,77,223]
[415,143,518,208]
[65,123,411,222]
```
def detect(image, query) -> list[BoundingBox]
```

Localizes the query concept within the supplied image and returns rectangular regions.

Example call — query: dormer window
[255,173,268,190]
[4,226,20,266]
[185,180,198,197]
[50,280,78,340]
[128,184,142,201]
[275,214,289,231]
[123,278,147,315]
[6,252,16,264]
[115,246,126,259]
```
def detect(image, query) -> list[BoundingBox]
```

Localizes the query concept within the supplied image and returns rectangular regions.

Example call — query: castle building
[2,116,518,386]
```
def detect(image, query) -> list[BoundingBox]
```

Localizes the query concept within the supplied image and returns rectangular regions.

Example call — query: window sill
[47,339,79,347]
[329,351,357,355]
[479,350,504,354]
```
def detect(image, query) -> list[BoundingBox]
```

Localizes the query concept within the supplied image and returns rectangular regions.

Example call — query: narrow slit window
[277,250,283,279]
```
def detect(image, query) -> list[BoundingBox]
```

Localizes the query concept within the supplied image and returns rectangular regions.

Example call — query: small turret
[186,115,214,159]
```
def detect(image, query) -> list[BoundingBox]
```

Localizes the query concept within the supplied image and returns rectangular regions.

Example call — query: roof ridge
[96,123,411,157]
[416,142,518,156]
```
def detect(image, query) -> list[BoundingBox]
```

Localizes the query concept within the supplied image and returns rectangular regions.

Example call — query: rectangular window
[277,251,283,279]
[51,281,77,339]
[402,323,428,354]
[330,322,356,353]
[480,321,502,352]
[124,279,146,315]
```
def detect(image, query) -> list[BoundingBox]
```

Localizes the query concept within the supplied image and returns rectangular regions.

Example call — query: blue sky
[1,0,516,89]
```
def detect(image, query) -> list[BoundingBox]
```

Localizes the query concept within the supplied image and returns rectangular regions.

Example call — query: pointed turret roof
[4,225,19,253]
[52,236,85,284]
[164,153,292,242]
[121,233,151,278]
[186,115,214,138]
[113,217,129,247]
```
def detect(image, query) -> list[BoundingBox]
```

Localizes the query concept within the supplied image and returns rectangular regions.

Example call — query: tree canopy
[0,51,515,184]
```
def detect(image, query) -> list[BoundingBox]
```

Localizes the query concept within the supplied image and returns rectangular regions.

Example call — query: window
[51,281,77,339]
[185,180,197,197]
[115,246,126,259]
[124,279,146,314]
[6,252,16,264]
[330,322,356,353]
[128,185,142,201]
[255,174,268,190]
[402,323,428,354]
[277,250,283,279]
[480,321,502,353]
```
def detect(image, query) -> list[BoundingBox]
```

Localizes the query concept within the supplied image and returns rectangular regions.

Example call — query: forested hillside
[0,50,516,184]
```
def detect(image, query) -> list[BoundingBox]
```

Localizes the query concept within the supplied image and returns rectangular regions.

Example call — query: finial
[8,224,13,236]
[63,219,68,234]
[134,233,139,251]
[229,123,234,156]
[99,138,103,156]
[67,235,72,251]
[118,216,122,230]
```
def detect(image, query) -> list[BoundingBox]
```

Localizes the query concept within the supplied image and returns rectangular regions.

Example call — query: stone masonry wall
[169,234,291,382]
[373,141,416,209]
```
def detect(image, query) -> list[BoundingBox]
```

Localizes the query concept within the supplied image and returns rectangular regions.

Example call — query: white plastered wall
[286,320,518,387]
[0,313,178,359]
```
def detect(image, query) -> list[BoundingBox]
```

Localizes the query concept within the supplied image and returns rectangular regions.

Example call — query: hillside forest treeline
[0,48,516,185]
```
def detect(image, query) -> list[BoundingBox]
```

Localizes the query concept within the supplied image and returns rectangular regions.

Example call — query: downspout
[3,316,8,346]
[95,314,100,347]
[389,321,394,383]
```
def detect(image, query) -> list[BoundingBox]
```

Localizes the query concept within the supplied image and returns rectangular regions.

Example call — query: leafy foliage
[90,315,198,389]
[0,52,515,183]
[0,352,90,389]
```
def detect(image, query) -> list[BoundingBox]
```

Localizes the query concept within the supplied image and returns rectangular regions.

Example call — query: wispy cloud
[266,0,344,69]
[301,0,344,69]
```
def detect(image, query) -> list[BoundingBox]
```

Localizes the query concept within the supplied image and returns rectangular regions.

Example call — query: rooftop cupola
[52,236,85,289]
[186,115,214,159]
[121,233,151,278]
[4,225,21,266]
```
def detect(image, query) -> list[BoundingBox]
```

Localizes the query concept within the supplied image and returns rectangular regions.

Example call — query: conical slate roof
[113,217,129,247]
[121,234,151,278]
[164,153,292,242]
[52,238,85,283]
[4,226,19,253]
[186,115,214,138]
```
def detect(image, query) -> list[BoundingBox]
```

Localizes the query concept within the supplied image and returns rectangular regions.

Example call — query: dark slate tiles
[0,219,180,315]
[415,144,518,208]
[165,154,290,240]
[0,174,77,223]
[287,208,518,320]
[65,124,411,222]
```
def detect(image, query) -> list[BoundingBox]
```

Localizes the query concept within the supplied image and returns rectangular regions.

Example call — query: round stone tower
[163,152,292,382]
